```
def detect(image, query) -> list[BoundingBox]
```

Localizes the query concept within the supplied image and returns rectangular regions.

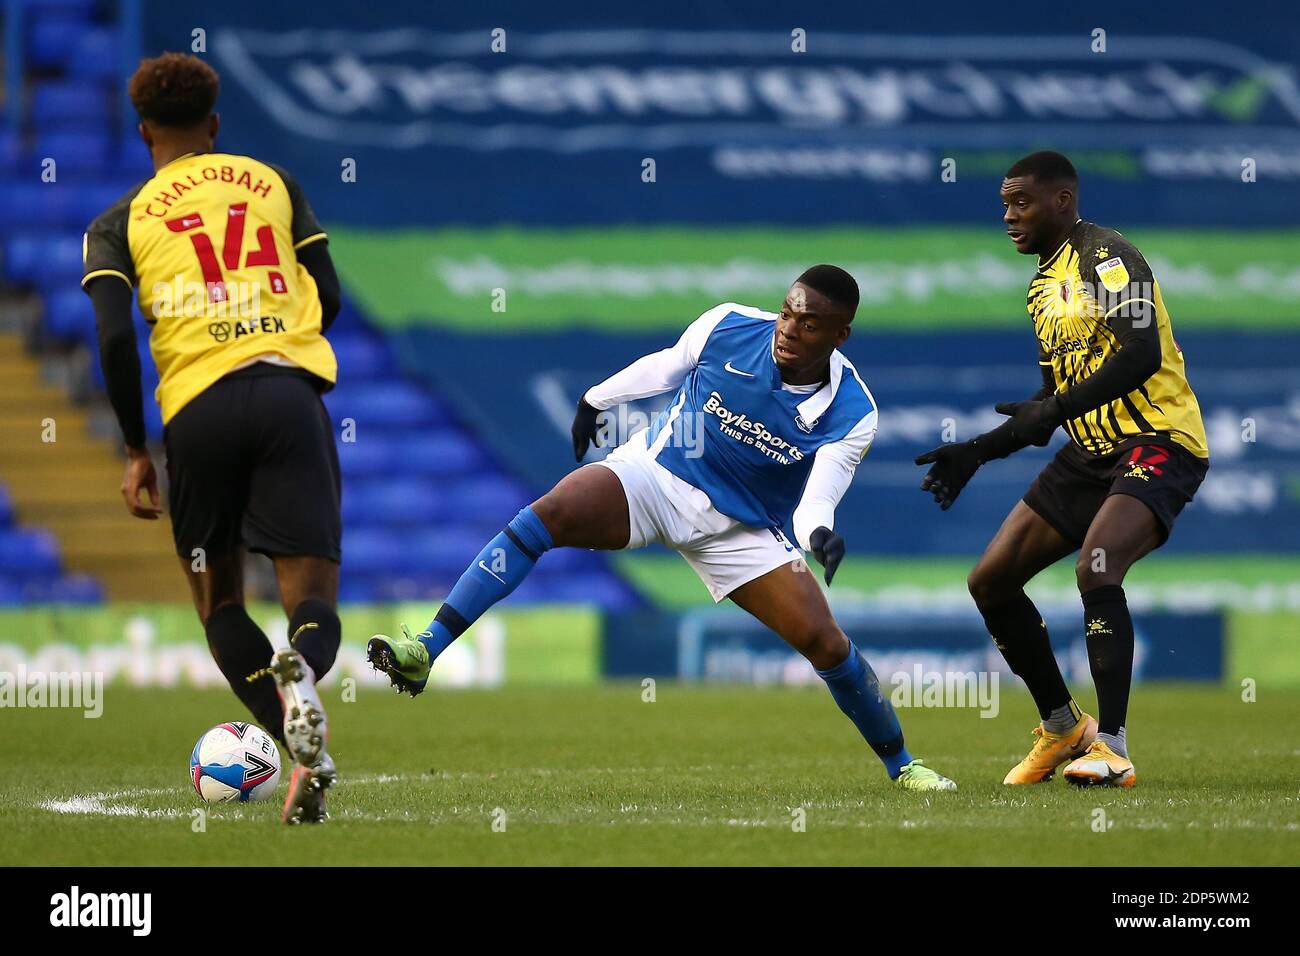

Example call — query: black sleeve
[269,162,327,249]
[1055,239,1162,419]
[297,239,341,333]
[81,192,138,289]
[88,276,146,450]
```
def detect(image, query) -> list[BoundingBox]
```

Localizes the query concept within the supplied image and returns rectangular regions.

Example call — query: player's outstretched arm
[571,304,731,461]
[915,378,1055,511]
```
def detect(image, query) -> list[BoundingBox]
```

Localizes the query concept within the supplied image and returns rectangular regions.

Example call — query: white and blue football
[190,721,281,803]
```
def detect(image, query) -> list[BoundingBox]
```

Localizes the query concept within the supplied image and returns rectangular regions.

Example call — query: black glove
[914,439,984,511]
[993,396,1064,447]
[571,397,602,462]
[808,526,845,586]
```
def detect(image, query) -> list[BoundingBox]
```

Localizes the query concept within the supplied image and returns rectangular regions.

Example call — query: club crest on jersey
[794,415,814,433]
[1094,256,1130,293]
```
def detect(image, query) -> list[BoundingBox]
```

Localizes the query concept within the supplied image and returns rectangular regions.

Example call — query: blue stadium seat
[5,233,84,283]
[30,81,112,128]
[451,473,529,515]
[0,577,26,605]
[330,332,391,379]
[324,383,444,429]
[112,141,155,179]
[342,478,445,526]
[0,128,21,172]
[2,182,80,228]
[402,526,499,576]
[341,528,406,576]
[66,27,122,80]
[0,529,63,578]
[33,129,112,173]
[73,181,140,229]
[401,430,487,474]
[43,288,97,346]
[336,440,398,479]
[40,573,105,604]
[336,576,382,603]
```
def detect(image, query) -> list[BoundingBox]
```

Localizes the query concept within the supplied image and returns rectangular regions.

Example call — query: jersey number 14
[166,202,286,303]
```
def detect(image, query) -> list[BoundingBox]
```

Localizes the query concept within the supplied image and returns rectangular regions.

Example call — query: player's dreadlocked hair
[1006,150,1078,187]
[796,264,859,319]
[128,52,219,127]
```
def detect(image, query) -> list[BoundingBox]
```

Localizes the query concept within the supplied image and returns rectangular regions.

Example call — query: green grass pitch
[2,683,1295,866]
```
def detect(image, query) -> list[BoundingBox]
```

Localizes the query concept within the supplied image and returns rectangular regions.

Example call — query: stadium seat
[5,233,84,283]
[0,578,26,606]
[329,332,391,380]
[324,383,446,429]
[340,528,406,576]
[36,573,105,604]
[30,81,111,128]
[42,288,97,346]
[66,27,123,80]
[0,129,22,171]
[401,430,487,474]
[0,528,63,579]
[33,129,112,173]
[342,478,446,526]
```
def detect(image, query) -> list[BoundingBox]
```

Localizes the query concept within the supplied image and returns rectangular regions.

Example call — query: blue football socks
[418,505,553,661]
[816,644,914,778]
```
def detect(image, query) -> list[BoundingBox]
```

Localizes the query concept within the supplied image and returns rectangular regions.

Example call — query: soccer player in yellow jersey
[82,53,342,822]
[915,152,1210,788]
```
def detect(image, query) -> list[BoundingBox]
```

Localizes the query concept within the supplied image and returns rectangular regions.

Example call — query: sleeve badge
[1094,256,1130,293]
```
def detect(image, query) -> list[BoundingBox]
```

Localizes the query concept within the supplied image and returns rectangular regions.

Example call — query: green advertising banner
[0,604,600,689]
[332,227,1300,332]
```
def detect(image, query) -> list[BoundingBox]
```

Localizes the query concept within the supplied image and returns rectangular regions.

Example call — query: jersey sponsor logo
[700,390,806,463]
[207,315,289,343]
[723,361,755,377]
[1095,256,1130,293]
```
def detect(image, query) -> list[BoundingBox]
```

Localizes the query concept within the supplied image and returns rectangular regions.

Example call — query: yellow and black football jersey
[1027,219,1208,460]
[82,152,337,423]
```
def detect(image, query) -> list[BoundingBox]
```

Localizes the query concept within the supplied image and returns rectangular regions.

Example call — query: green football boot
[367,623,432,697]
[895,759,958,792]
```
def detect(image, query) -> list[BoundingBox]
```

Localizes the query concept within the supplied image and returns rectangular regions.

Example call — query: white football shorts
[592,429,802,602]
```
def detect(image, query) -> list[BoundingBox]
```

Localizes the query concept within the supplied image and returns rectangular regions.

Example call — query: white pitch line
[36,773,418,819]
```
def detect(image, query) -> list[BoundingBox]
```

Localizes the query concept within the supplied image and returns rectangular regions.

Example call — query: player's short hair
[1005,150,1078,188]
[795,264,859,319]
[129,52,219,128]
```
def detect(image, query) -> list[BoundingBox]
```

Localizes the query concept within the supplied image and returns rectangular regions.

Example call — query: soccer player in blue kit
[370,265,957,791]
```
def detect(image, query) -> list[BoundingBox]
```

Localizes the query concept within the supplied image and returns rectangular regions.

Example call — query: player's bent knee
[800,624,850,671]
[1075,557,1125,593]
[529,495,569,545]
[968,562,1014,612]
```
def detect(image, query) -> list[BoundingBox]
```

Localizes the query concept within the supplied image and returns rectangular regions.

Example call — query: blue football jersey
[644,305,876,532]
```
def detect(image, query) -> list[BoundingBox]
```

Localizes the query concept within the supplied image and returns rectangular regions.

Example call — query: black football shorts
[1022,437,1208,547]
[163,365,341,562]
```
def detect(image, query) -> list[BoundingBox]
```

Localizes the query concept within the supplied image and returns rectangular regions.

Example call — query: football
[189,722,282,803]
